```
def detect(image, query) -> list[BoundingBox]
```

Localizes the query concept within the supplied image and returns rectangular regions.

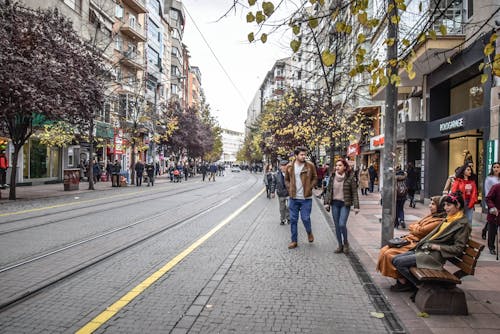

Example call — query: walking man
[135,160,144,186]
[275,159,290,225]
[285,147,318,249]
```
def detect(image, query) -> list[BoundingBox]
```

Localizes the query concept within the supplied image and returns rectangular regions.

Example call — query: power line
[182,3,248,106]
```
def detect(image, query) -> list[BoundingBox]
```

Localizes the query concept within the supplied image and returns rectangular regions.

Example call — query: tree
[0,1,105,199]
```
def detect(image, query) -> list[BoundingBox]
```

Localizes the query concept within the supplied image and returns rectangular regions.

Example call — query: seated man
[391,190,471,294]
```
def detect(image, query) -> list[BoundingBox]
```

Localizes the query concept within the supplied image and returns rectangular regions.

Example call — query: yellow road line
[75,188,264,334]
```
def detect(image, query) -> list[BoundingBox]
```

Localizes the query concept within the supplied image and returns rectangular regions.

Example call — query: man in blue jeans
[285,147,318,249]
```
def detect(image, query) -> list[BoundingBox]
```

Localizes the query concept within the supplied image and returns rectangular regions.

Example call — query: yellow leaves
[479,62,485,71]
[261,33,268,43]
[429,30,437,40]
[481,73,488,84]
[256,11,266,24]
[408,71,416,80]
[262,2,275,17]
[321,50,336,67]
[308,16,319,29]
[390,74,401,85]
[419,1,423,12]
[335,21,347,33]
[246,12,255,23]
[248,32,254,42]
[484,43,495,56]
[386,38,395,46]
[331,8,339,20]
[358,12,368,25]
[357,33,366,44]
[447,57,452,64]
[402,38,410,47]
[493,54,500,77]
[418,33,426,44]
[292,25,300,35]
[290,39,301,53]
[390,15,400,24]
[248,0,256,5]
[38,122,75,147]
[490,33,498,44]
[439,24,447,36]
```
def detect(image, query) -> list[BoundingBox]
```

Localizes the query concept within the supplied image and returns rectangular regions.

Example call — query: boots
[334,245,344,253]
[343,243,350,254]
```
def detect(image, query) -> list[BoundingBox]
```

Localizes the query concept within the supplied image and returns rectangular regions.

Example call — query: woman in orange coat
[376,195,446,279]
[451,163,478,225]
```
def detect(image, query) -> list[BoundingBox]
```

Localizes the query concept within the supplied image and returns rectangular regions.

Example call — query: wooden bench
[409,238,484,315]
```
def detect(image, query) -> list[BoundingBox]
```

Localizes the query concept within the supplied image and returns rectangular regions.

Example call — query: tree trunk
[8,144,22,200]
[130,142,136,185]
[88,121,95,191]
[329,136,336,175]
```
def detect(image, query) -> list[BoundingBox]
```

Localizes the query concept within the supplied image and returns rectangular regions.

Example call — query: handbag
[387,237,410,248]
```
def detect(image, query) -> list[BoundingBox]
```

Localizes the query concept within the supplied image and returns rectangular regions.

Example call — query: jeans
[464,200,473,226]
[369,179,375,192]
[395,198,406,226]
[289,198,312,242]
[392,251,419,286]
[278,197,290,222]
[331,200,351,246]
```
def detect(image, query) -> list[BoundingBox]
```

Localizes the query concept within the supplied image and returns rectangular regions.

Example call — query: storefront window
[22,139,61,179]
[450,75,483,115]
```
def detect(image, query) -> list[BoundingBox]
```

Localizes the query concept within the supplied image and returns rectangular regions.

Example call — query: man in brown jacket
[285,147,318,249]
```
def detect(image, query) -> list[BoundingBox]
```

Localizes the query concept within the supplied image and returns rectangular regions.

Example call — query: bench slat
[410,267,461,284]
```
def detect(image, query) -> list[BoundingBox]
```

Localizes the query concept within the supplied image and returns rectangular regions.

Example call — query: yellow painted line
[0,188,163,217]
[75,188,265,334]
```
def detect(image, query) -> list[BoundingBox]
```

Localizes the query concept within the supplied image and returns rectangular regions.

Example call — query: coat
[284,160,317,199]
[486,183,500,225]
[450,177,478,208]
[376,214,444,278]
[264,172,276,192]
[406,167,418,190]
[359,170,369,189]
[274,170,289,197]
[0,154,8,170]
[413,215,471,270]
[323,172,359,209]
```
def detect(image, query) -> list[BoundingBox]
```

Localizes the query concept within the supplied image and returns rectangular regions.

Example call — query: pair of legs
[464,200,473,225]
[331,200,351,250]
[392,251,419,287]
[278,197,290,224]
[289,198,312,243]
[360,188,369,195]
[147,176,154,186]
[395,198,406,228]
[136,174,142,186]
[487,222,499,254]
[408,189,416,207]
[369,180,375,193]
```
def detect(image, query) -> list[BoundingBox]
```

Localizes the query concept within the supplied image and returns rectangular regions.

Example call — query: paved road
[0,172,391,333]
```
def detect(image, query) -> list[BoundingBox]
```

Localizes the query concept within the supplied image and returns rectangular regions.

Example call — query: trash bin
[63,169,80,191]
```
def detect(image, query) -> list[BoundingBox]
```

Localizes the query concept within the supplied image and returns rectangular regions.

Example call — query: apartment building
[188,66,202,108]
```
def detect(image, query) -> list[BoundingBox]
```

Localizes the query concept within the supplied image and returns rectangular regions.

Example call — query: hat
[280,160,289,165]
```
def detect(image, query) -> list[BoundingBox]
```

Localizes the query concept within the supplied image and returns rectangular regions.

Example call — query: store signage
[439,117,464,132]
[114,129,123,155]
[347,143,360,157]
[487,140,499,173]
[370,134,384,150]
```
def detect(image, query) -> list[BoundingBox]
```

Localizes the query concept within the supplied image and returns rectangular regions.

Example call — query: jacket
[450,177,477,208]
[486,183,500,225]
[359,170,369,189]
[413,215,471,270]
[0,154,8,169]
[395,171,407,199]
[264,172,276,191]
[274,170,289,197]
[285,160,317,199]
[323,172,359,209]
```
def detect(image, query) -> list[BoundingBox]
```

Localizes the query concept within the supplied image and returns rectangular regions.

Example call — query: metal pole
[381,0,398,247]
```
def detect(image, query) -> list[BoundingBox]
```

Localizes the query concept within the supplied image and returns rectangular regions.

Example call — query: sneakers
[482,228,487,240]
[390,281,414,292]
[343,243,350,254]
[288,241,298,249]
[490,249,497,255]
[334,246,343,253]
[400,221,406,229]
[280,220,285,225]
[308,232,314,243]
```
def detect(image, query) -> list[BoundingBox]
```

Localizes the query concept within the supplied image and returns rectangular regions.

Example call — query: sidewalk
[346,191,500,333]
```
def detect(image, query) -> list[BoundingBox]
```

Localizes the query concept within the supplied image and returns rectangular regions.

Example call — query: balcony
[122,0,147,14]
[120,22,146,42]
[121,50,145,70]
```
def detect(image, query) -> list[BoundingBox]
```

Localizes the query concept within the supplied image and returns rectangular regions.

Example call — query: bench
[409,238,484,315]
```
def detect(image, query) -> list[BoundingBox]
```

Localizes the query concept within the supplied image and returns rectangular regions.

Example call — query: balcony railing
[121,50,145,69]
[120,22,146,42]
[122,0,147,14]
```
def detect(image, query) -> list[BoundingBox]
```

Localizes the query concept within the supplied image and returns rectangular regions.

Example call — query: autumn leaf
[358,12,368,25]
[321,50,336,67]
[481,73,488,84]
[484,43,495,56]
[262,2,275,17]
[439,24,447,35]
[290,39,301,53]
[335,21,346,33]
[248,32,255,42]
[261,33,268,43]
[390,15,399,24]
[478,62,485,71]
[248,0,256,5]
[408,71,416,80]
[246,12,255,23]
[256,11,265,24]
[308,16,319,29]
[429,30,437,40]
[357,33,366,44]
[293,25,300,35]
[386,38,395,46]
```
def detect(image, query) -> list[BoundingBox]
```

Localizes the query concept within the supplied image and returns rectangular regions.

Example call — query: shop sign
[114,129,123,155]
[370,134,384,150]
[347,143,360,157]
[486,140,499,172]
[439,117,464,132]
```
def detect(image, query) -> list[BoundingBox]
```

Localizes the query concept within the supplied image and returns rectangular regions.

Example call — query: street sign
[486,140,499,172]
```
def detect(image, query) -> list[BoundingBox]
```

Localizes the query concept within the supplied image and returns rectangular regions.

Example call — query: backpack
[396,180,408,198]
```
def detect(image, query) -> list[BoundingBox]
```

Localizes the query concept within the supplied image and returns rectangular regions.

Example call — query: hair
[335,158,351,176]
[488,162,500,176]
[455,163,476,181]
[443,190,465,210]
[430,195,446,217]
[294,146,308,156]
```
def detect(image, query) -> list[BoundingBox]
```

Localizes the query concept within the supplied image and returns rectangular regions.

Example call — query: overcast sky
[182,0,294,133]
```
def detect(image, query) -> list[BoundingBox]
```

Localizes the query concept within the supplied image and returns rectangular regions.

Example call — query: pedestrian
[263,165,276,199]
[442,166,460,194]
[284,146,318,249]
[395,166,407,229]
[155,162,160,176]
[78,159,86,181]
[323,158,360,254]
[391,190,471,296]
[316,163,326,189]
[275,160,290,225]
[485,182,500,255]
[135,160,144,186]
[0,150,8,189]
[482,162,500,240]
[368,164,377,193]
[451,163,478,225]
[92,160,101,183]
[209,163,217,182]
[377,195,446,281]
[358,165,369,196]
[200,163,207,182]
[146,162,155,186]
[105,160,112,182]
[112,160,121,187]
[184,163,189,181]
[406,162,418,207]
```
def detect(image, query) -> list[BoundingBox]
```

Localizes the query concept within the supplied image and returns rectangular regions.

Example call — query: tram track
[0,175,260,312]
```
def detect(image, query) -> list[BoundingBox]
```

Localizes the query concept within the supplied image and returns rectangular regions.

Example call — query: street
[0,172,389,333]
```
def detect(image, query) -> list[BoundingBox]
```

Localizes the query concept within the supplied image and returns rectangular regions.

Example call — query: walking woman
[451,163,478,225]
[324,158,360,254]
[359,166,369,195]
[482,162,500,239]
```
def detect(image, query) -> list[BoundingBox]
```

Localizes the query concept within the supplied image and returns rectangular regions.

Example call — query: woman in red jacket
[451,163,477,225]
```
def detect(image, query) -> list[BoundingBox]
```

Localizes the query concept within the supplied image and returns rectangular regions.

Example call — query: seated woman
[377,195,446,281]
[391,190,471,293]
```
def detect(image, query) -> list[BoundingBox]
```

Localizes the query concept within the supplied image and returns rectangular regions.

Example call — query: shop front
[22,138,62,183]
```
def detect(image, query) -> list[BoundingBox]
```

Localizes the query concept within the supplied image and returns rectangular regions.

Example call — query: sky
[182,0,293,133]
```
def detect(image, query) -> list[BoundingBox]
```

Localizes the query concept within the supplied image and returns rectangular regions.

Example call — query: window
[101,102,111,123]
[172,28,180,40]
[450,75,483,114]
[63,0,81,13]
[129,15,136,28]
[171,84,178,95]
[115,4,123,19]
[466,0,473,19]
[147,46,160,67]
[148,19,161,43]
[115,35,123,51]
[170,9,179,21]
[171,47,180,58]
[147,77,157,92]
[150,0,161,16]
[116,67,122,81]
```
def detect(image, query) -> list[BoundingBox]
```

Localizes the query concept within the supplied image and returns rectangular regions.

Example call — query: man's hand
[354,209,360,215]
[490,207,499,216]
[271,193,275,198]
[324,205,330,212]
